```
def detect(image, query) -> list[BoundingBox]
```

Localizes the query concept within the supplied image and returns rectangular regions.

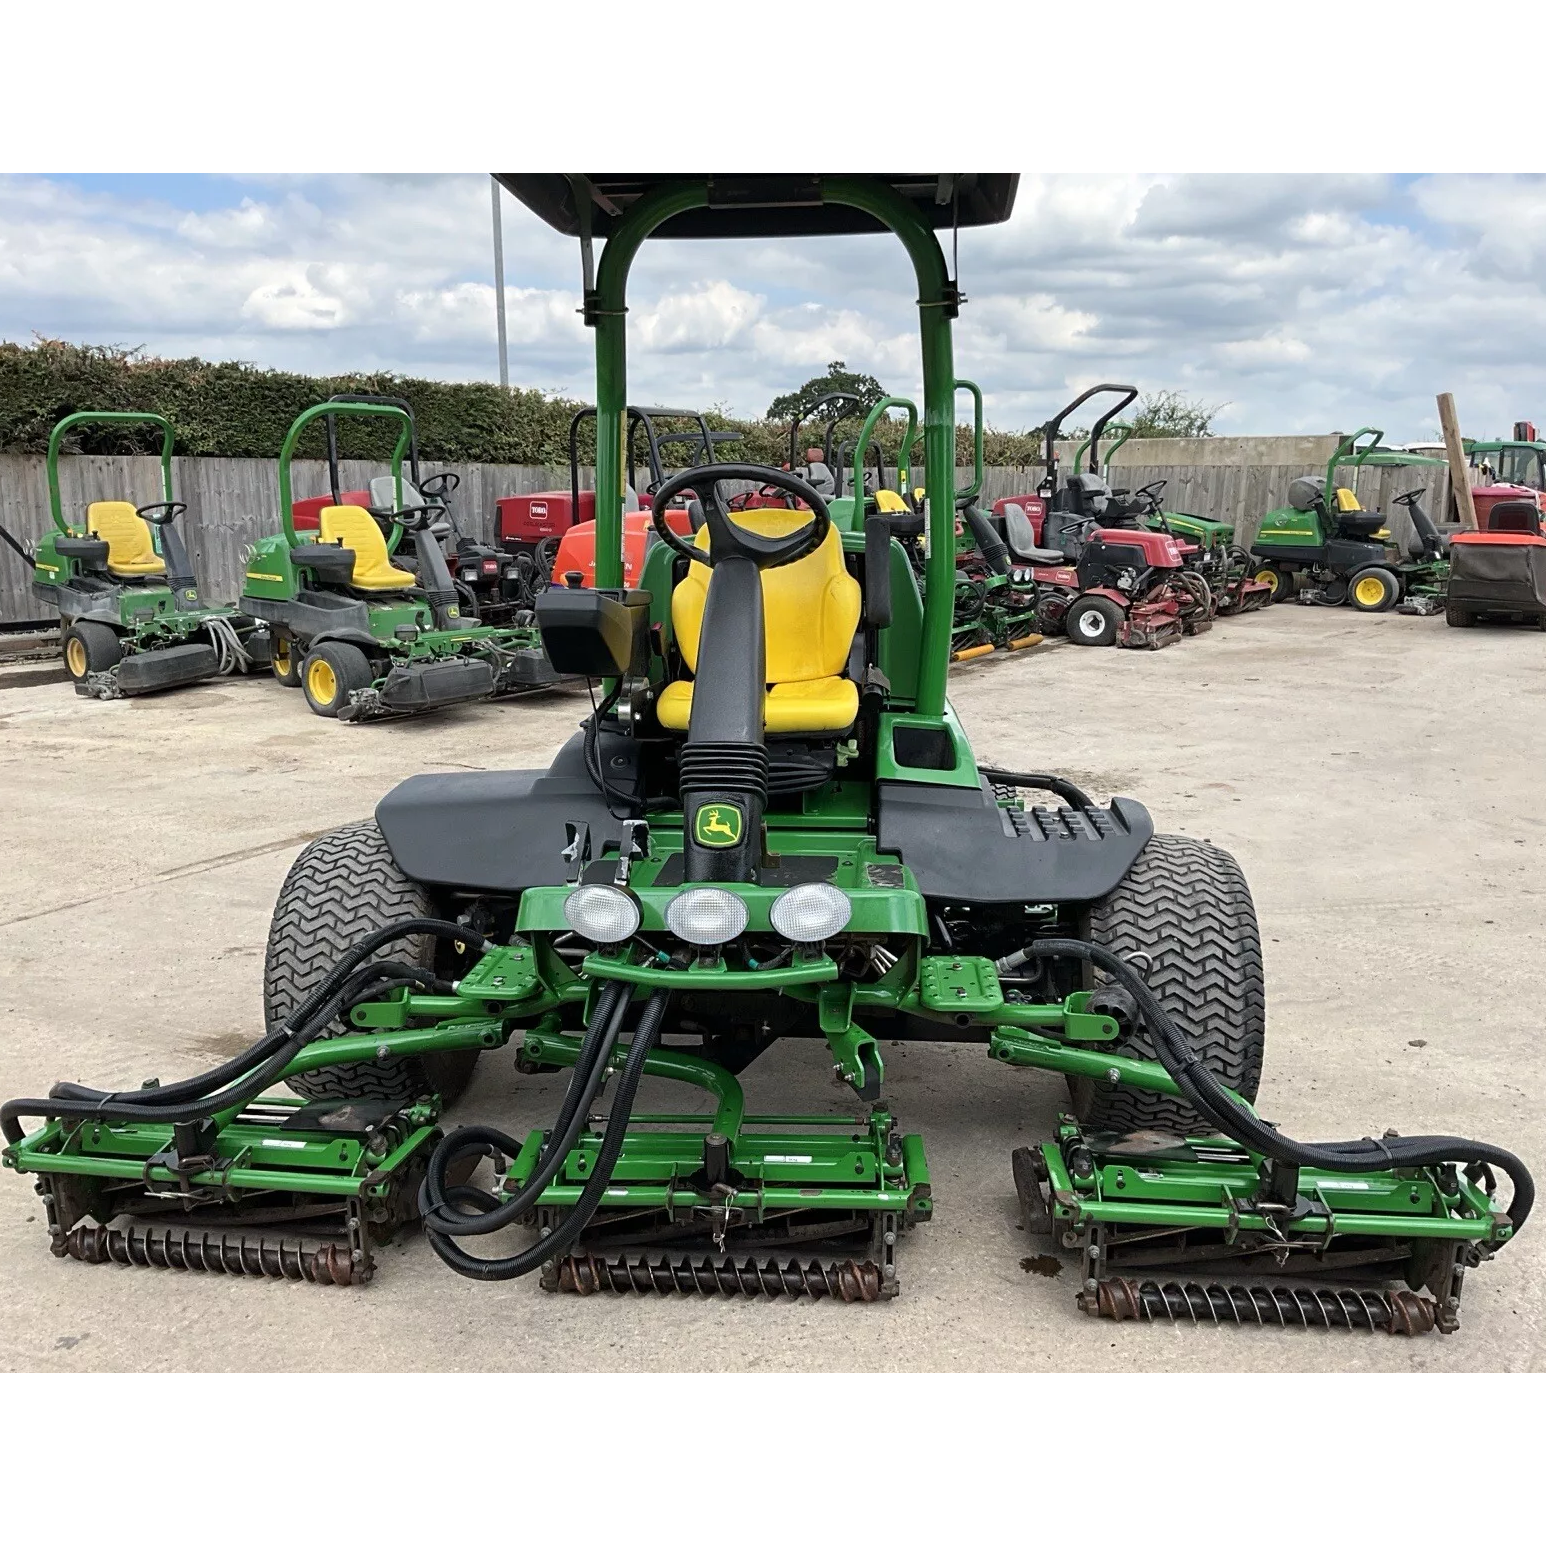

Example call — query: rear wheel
[62,621,122,682]
[1445,605,1475,628]
[1064,594,1123,646]
[1256,563,1295,602]
[1348,566,1400,612]
[271,629,305,687]
[302,641,374,717]
[1072,833,1265,1135]
[265,820,480,1105]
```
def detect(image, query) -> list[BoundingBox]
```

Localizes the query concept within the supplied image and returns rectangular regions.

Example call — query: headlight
[563,884,641,944]
[769,882,851,943]
[665,887,748,946]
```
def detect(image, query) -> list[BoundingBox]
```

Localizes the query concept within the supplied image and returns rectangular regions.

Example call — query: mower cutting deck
[2,175,1531,1334]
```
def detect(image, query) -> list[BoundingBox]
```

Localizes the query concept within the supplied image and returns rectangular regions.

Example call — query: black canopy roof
[496,175,1018,240]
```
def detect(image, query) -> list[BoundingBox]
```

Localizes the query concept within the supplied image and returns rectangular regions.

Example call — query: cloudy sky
[2,172,1541,441]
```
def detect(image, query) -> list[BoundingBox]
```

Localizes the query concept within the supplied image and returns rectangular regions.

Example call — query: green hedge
[0,339,1048,467]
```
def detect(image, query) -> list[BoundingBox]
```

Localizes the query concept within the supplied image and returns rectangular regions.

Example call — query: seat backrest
[1334,486,1363,513]
[86,501,163,571]
[318,505,410,588]
[1485,499,1542,535]
[671,509,861,682]
[369,475,425,511]
[1003,502,1039,559]
[1064,472,1110,518]
[873,489,908,515]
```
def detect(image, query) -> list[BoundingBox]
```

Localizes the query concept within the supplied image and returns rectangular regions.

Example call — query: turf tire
[302,641,374,717]
[271,629,305,686]
[265,820,479,1105]
[1443,605,1474,628]
[62,621,122,681]
[1072,833,1265,1136]
[1347,565,1400,613]
[1064,594,1123,646]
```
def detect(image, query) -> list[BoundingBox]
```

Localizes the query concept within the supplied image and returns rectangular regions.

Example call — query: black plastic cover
[876,779,1152,903]
[376,732,640,893]
[291,544,358,585]
[378,657,495,709]
[536,587,649,676]
[115,643,220,695]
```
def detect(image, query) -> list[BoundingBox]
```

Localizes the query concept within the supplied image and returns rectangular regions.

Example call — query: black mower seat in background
[1001,503,1065,565]
[1486,500,1543,535]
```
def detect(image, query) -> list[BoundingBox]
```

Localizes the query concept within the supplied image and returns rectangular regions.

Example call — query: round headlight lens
[665,887,748,947]
[769,882,852,944]
[563,884,641,944]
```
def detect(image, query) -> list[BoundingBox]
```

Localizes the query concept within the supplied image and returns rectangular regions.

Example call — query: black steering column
[651,465,831,884]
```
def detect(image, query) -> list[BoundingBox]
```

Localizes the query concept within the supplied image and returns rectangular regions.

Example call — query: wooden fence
[0,450,1459,627]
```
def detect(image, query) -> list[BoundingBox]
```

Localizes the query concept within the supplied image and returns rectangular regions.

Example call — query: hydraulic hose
[422,988,669,1282]
[419,979,630,1238]
[1,919,488,1144]
[1001,938,1534,1237]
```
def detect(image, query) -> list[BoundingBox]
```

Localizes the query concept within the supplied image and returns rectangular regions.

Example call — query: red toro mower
[1446,498,1546,629]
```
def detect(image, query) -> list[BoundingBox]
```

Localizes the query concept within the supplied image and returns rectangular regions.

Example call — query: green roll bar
[1073,420,1133,475]
[955,378,984,500]
[277,401,412,551]
[589,177,959,717]
[849,395,920,501]
[46,411,175,535]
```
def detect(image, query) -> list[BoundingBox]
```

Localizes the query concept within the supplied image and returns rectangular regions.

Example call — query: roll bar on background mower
[1038,383,1138,495]
[277,400,413,551]
[47,411,176,534]
[322,394,422,513]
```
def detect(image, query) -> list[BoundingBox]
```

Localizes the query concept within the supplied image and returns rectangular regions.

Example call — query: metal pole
[491,175,509,391]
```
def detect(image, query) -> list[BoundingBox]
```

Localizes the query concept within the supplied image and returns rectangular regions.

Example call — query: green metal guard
[47,411,175,536]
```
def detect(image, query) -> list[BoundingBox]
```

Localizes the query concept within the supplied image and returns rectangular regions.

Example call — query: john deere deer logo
[694,803,743,848]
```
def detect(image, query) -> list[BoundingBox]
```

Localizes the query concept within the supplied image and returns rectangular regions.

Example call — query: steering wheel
[386,504,442,534]
[1392,489,1424,507]
[1135,480,1167,505]
[651,464,830,570]
[419,472,460,499]
[136,501,187,526]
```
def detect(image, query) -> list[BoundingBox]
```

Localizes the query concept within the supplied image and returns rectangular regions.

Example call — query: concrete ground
[1,606,1542,1372]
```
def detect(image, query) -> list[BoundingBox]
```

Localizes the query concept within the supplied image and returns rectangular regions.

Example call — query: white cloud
[3,172,1546,440]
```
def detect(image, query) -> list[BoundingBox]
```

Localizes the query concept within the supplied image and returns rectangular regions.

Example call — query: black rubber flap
[876,778,1152,903]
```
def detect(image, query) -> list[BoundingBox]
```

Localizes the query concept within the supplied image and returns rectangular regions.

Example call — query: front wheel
[271,629,305,687]
[1072,833,1265,1135]
[1255,563,1296,602]
[1064,594,1123,646]
[302,641,374,717]
[1444,605,1475,628]
[62,621,122,682]
[1348,566,1400,612]
[265,821,480,1104]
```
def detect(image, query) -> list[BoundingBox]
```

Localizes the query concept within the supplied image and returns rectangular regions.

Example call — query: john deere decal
[694,803,743,847]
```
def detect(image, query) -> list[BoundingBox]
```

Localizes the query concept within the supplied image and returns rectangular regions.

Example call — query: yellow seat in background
[318,505,416,591]
[86,501,166,577]
[657,509,861,735]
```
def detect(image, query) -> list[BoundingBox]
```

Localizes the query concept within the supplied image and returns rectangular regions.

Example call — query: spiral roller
[1078,1276,1439,1335]
[63,1221,362,1286]
[541,1252,890,1302]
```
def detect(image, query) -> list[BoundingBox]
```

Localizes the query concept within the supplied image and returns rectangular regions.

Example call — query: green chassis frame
[2,181,1518,1320]
[28,411,252,670]
[239,400,552,715]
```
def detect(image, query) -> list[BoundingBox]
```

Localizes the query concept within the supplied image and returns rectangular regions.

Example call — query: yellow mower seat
[657,509,861,735]
[86,501,165,577]
[318,505,416,590]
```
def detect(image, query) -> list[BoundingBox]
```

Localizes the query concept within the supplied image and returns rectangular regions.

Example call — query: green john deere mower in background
[1251,430,1449,612]
[3,176,1530,1333]
[0,411,269,696]
[239,398,561,720]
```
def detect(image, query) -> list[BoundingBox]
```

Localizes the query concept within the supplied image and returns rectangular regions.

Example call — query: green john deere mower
[0,411,269,695]
[239,398,561,720]
[3,176,1530,1332]
[1251,430,1449,612]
